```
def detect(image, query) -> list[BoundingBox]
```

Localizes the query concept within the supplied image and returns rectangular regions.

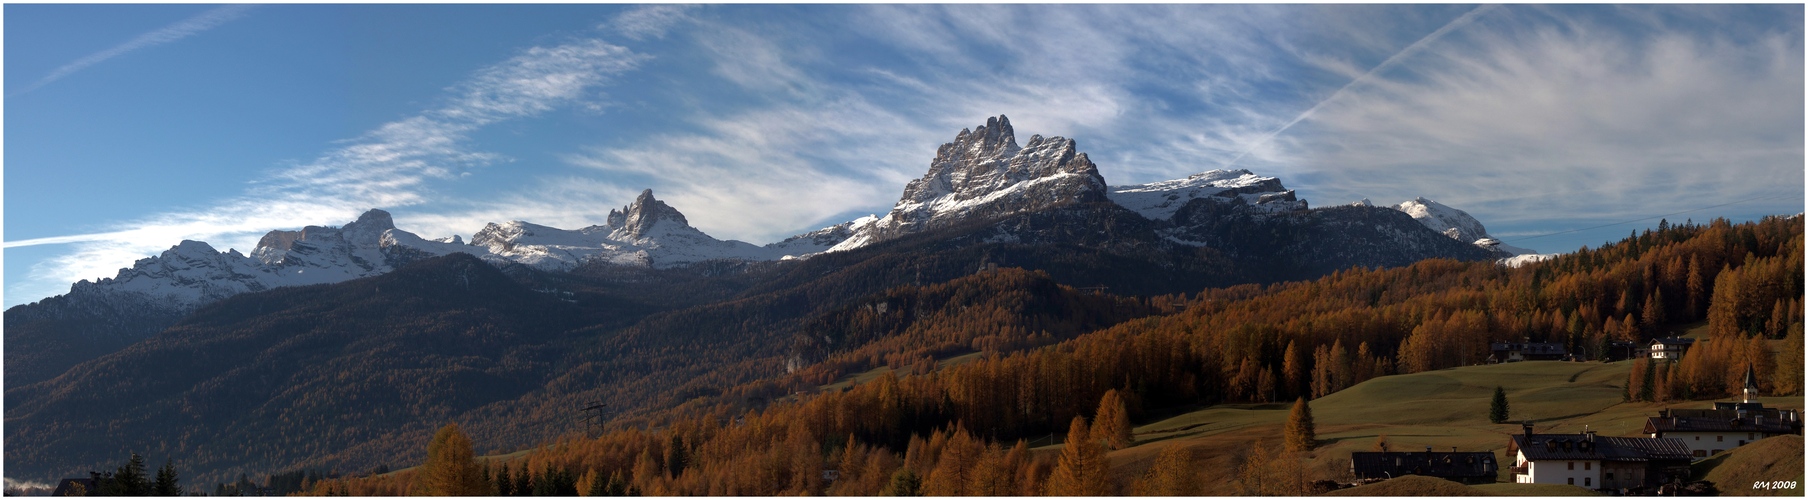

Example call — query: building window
[1585,477,1592,487]
[1567,461,1574,470]
[1693,450,1706,457]
[1695,436,1700,440]
[1748,433,1755,440]
[1717,435,1723,442]
[1606,473,1615,480]
[1568,478,1575,485]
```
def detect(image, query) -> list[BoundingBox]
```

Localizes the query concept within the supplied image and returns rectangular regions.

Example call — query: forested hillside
[305,215,1804,495]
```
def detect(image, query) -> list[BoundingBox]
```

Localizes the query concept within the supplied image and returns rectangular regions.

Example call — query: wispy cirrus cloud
[7,38,647,302]
[1222,4,1500,169]
[12,4,253,96]
[562,3,1799,251]
[561,99,935,243]
[607,4,697,41]
[10,5,1799,306]
[1284,6,1805,227]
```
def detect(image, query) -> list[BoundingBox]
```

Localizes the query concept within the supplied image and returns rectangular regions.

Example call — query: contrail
[12,5,253,96]
[1223,4,1500,168]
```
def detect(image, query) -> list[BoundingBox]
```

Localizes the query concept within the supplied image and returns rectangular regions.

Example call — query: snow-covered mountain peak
[1388,197,1542,258]
[1107,168,1305,220]
[169,239,221,258]
[827,115,1109,253]
[946,115,1020,161]
[1393,198,1489,243]
[606,189,693,241]
[342,209,397,243]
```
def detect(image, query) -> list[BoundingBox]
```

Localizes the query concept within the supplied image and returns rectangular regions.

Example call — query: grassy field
[1324,475,1492,496]
[1693,435,1805,496]
[1102,359,1804,495]
[816,351,986,392]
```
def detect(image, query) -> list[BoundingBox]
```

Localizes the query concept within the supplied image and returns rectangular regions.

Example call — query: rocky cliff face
[1107,168,1306,221]
[5,114,1520,390]
[830,115,1110,252]
[3,209,430,388]
[606,189,691,241]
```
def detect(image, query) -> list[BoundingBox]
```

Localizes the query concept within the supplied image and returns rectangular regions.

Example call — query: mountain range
[4,115,1536,484]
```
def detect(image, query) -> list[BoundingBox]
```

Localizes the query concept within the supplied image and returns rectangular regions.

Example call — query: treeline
[57,453,182,496]
[303,215,1803,495]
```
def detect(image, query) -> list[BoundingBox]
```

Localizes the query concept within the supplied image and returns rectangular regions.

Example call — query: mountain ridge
[5,114,1510,390]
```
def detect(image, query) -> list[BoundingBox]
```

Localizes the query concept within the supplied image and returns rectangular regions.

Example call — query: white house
[1644,367,1804,457]
[1647,338,1694,359]
[1507,424,1692,491]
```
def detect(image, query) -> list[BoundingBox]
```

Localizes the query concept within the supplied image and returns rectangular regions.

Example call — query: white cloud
[562,100,935,243]
[14,4,253,96]
[9,38,646,302]
[608,5,697,41]
[1285,8,1804,225]
[12,5,1799,306]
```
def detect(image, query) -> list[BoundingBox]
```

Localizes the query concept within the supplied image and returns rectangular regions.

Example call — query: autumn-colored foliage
[1132,444,1199,495]
[1090,389,1133,450]
[1045,416,1111,496]
[1285,397,1316,452]
[292,216,1803,497]
[412,422,488,496]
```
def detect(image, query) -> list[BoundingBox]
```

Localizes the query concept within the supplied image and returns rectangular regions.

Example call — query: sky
[4,4,1804,308]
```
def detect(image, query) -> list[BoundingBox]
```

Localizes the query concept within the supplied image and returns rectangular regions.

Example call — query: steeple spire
[1743,364,1759,403]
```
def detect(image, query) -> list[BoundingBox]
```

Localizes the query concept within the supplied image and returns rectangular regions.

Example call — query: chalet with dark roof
[1349,447,1498,484]
[1488,342,1566,363]
[1506,423,1692,491]
[1645,366,1804,457]
[51,477,97,497]
[1648,338,1694,360]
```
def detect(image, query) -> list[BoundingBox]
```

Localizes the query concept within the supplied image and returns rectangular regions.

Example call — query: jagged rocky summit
[13,114,1518,319]
[826,115,1109,251]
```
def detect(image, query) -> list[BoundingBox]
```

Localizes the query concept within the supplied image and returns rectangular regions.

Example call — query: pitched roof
[1646,407,1802,434]
[1597,436,1693,462]
[1511,433,1691,462]
[51,478,96,497]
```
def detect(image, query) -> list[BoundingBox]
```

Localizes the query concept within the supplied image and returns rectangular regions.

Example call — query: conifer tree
[882,468,921,496]
[412,422,488,495]
[1640,356,1658,402]
[924,426,981,496]
[496,462,513,496]
[1282,341,1306,399]
[1489,386,1511,424]
[1236,442,1275,495]
[605,470,629,496]
[1131,445,1198,496]
[1777,327,1804,395]
[1090,389,1133,450]
[1046,416,1110,495]
[103,452,150,496]
[515,462,533,496]
[1284,397,1316,452]
[583,469,606,497]
[1643,290,1666,330]
[663,433,689,478]
[153,459,182,496]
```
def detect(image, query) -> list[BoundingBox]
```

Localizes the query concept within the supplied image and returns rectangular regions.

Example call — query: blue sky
[5,4,1804,307]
